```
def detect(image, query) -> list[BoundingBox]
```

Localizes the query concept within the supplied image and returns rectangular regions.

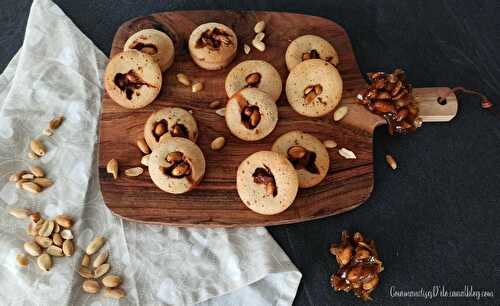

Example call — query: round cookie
[285,34,339,71]
[124,28,175,72]
[149,138,206,194]
[188,22,238,70]
[225,88,278,141]
[144,107,198,150]
[286,59,343,117]
[272,131,330,188]
[225,60,282,101]
[104,50,162,109]
[236,151,299,215]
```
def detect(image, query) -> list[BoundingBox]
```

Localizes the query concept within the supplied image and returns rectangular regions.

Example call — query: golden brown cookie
[149,138,205,194]
[188,22,238,70]
[123,28,175,72]
[144,107,198,150]
[272,131,330,188]
[236,151,299,215]
[285,34,339,71]
[286,59,343,117]
[225,88,278,141]
[104,50,162,109]
[225,60,282,101]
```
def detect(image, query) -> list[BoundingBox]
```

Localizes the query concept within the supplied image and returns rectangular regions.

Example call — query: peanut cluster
[153,120,188,141]
[329,231,383,301]
[287,146,319,174]
[252,166,277,196]
[195,28,232,50]
[114,70,150,100]
[357,69,421,135]
[245,72,261,87]
[161,151,192,178]
[241,105,261,129]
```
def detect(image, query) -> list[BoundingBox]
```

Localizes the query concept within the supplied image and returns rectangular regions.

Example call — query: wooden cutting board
[98,11,457,227]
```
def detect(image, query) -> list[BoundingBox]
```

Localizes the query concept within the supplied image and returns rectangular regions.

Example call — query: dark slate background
[1,1,499,305]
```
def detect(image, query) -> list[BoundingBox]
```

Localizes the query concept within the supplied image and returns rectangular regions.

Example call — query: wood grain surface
[98,10,457,227]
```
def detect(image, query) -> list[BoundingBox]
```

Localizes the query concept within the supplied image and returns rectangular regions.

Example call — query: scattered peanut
[60,229,74,240]
[21,173,35,180]
[215,107,226,117]
[35,236,53,248]
[49,116,64,130]
[176,73,191,86]
[338,148,356,159]
[22,181,42,193]
[102,275,122,288]
[104,288,126,300]
[385,154,397,170]
[52,233,63,246]
[16,253,29,268]
[79,266,93,279]
[55,215,73,228]
[33,178,53,188]
[8,208,32,219]
[210,137,226,151]
[254,32,265,42]
[141,154,150,166]
[15,179,28,189]
[24,241,42,256]
[244,44,251,55]
[29,165,45,178]
[192,81,203,93]
[46,245,64,257]
[30,139,46,157]
[93,250,109,268]
[82,280,100,294]
[414,117,423,128]
[94,263,111,278]
[124,167,143,177]
[323,140,338,149]
[86,236,106,255]
[136,138,150,154]
[37,253,52,271]
[106,159,118,179]
[252,39,266,52]
[333,106,349,121]
[30,212,41,222]
[38,220,55,237]
[254,20,266,33]
[62,239,74,256]
[28,151,39,160]
[209,100,222,109]
[81,254,90,267]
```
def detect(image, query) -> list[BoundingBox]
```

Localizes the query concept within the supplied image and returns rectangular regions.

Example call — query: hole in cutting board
[437,97,447,105]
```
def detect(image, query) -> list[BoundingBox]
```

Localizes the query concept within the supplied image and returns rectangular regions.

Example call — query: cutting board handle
[341,87,458,132]
[413,87,458,122]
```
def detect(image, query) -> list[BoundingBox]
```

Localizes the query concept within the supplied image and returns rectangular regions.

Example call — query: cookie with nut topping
[104,50,162,109]
[225,88,278,141]
[144,107,198,150]
[124,29,175,72]
[188,22,238,70]
[149,138,206,194]
[237,151,299,215]
[286,59,343,117]
[225,60,282,101]
[285,34,339,71]
[272,131,330,188]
